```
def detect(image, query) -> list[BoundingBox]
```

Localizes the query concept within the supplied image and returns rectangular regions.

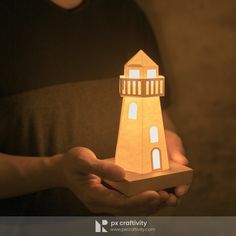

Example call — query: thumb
[70,147,125,181]
[165,130,189,165]
[170,151,189,166]
[92,159,126,181]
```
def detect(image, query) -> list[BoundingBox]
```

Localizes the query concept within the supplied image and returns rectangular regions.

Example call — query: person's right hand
[52,147,173,216]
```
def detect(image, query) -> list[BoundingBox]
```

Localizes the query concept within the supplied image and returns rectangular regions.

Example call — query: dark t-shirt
[0,0,169,215]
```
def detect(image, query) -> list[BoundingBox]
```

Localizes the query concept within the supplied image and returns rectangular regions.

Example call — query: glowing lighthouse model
[115,50,169,173]
[105,50,193,196]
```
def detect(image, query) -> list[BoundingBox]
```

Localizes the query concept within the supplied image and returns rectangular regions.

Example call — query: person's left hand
[165,129,191,204]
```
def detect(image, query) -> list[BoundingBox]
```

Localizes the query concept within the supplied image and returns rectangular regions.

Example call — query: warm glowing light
[116,50,169,173]
[106,50,193,196]
[128,102,137,119]
[150,126,158,143]
[129,69,140,78]
[152,148,161,170]
[147,69,156,79]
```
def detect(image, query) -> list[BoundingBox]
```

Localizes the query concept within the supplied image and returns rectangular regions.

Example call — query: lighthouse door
[152,148,161,170]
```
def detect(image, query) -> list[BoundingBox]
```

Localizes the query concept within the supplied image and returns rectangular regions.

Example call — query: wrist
[42,154,67,189]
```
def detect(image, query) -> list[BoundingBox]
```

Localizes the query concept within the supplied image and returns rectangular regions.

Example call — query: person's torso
[0,0,164,215]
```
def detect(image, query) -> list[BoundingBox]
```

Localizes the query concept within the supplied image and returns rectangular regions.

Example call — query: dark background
[136,0,236,215]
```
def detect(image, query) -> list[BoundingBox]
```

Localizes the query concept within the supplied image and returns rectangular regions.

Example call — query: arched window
[150,126,158,143]
[152,148,161,170]
[128,102,137,120]
[147,69,157,79]
[129,69,140,79]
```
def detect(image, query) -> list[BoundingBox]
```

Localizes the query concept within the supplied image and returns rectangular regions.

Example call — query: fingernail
[180,155,189,165]
[158,191,170,200]
[167,194,178,207]
[178,189,186,196]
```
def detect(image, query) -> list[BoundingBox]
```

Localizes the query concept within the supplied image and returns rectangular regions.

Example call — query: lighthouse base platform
[103,158,193,197]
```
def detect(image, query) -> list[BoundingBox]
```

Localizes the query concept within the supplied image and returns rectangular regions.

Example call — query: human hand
[165,130,190,199]
[52,147,171,215]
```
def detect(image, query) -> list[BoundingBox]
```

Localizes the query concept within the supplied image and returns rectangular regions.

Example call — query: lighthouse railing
[119,77,165,97]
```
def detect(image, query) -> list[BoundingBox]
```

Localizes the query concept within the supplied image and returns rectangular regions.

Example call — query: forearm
[0,153,61,199]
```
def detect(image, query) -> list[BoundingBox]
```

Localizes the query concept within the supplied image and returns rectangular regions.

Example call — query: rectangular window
[147,69,157,79]
[129,69,140,79]
[150,126,158,143]
[128,102,137,119]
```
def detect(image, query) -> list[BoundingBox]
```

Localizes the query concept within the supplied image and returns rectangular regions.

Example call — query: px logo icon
[95,220,108,233]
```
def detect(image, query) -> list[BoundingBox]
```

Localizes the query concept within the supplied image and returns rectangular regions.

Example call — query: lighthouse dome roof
[125,50,158,68]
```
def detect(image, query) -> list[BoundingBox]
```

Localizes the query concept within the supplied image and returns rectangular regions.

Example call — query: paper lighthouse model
[105,50,193,196]
[116,50,168,173]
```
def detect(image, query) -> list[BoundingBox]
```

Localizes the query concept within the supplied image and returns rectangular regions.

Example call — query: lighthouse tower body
[115,50,169,174]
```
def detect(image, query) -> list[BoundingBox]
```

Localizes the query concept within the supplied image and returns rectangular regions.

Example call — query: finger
[92,159,126,181]
[165,130,189,165]
[146,192,169,215]
[125,190,161,208]
[82,182,126,214]
[165,130,185,153]
[69,147,125,181]
[166,193,178,207]
[158,190,170,202]
[175,184,190,197]
[150,201,168,215]
[120,191,163,216]
[85,182,162,215]
[171,152,189,166]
